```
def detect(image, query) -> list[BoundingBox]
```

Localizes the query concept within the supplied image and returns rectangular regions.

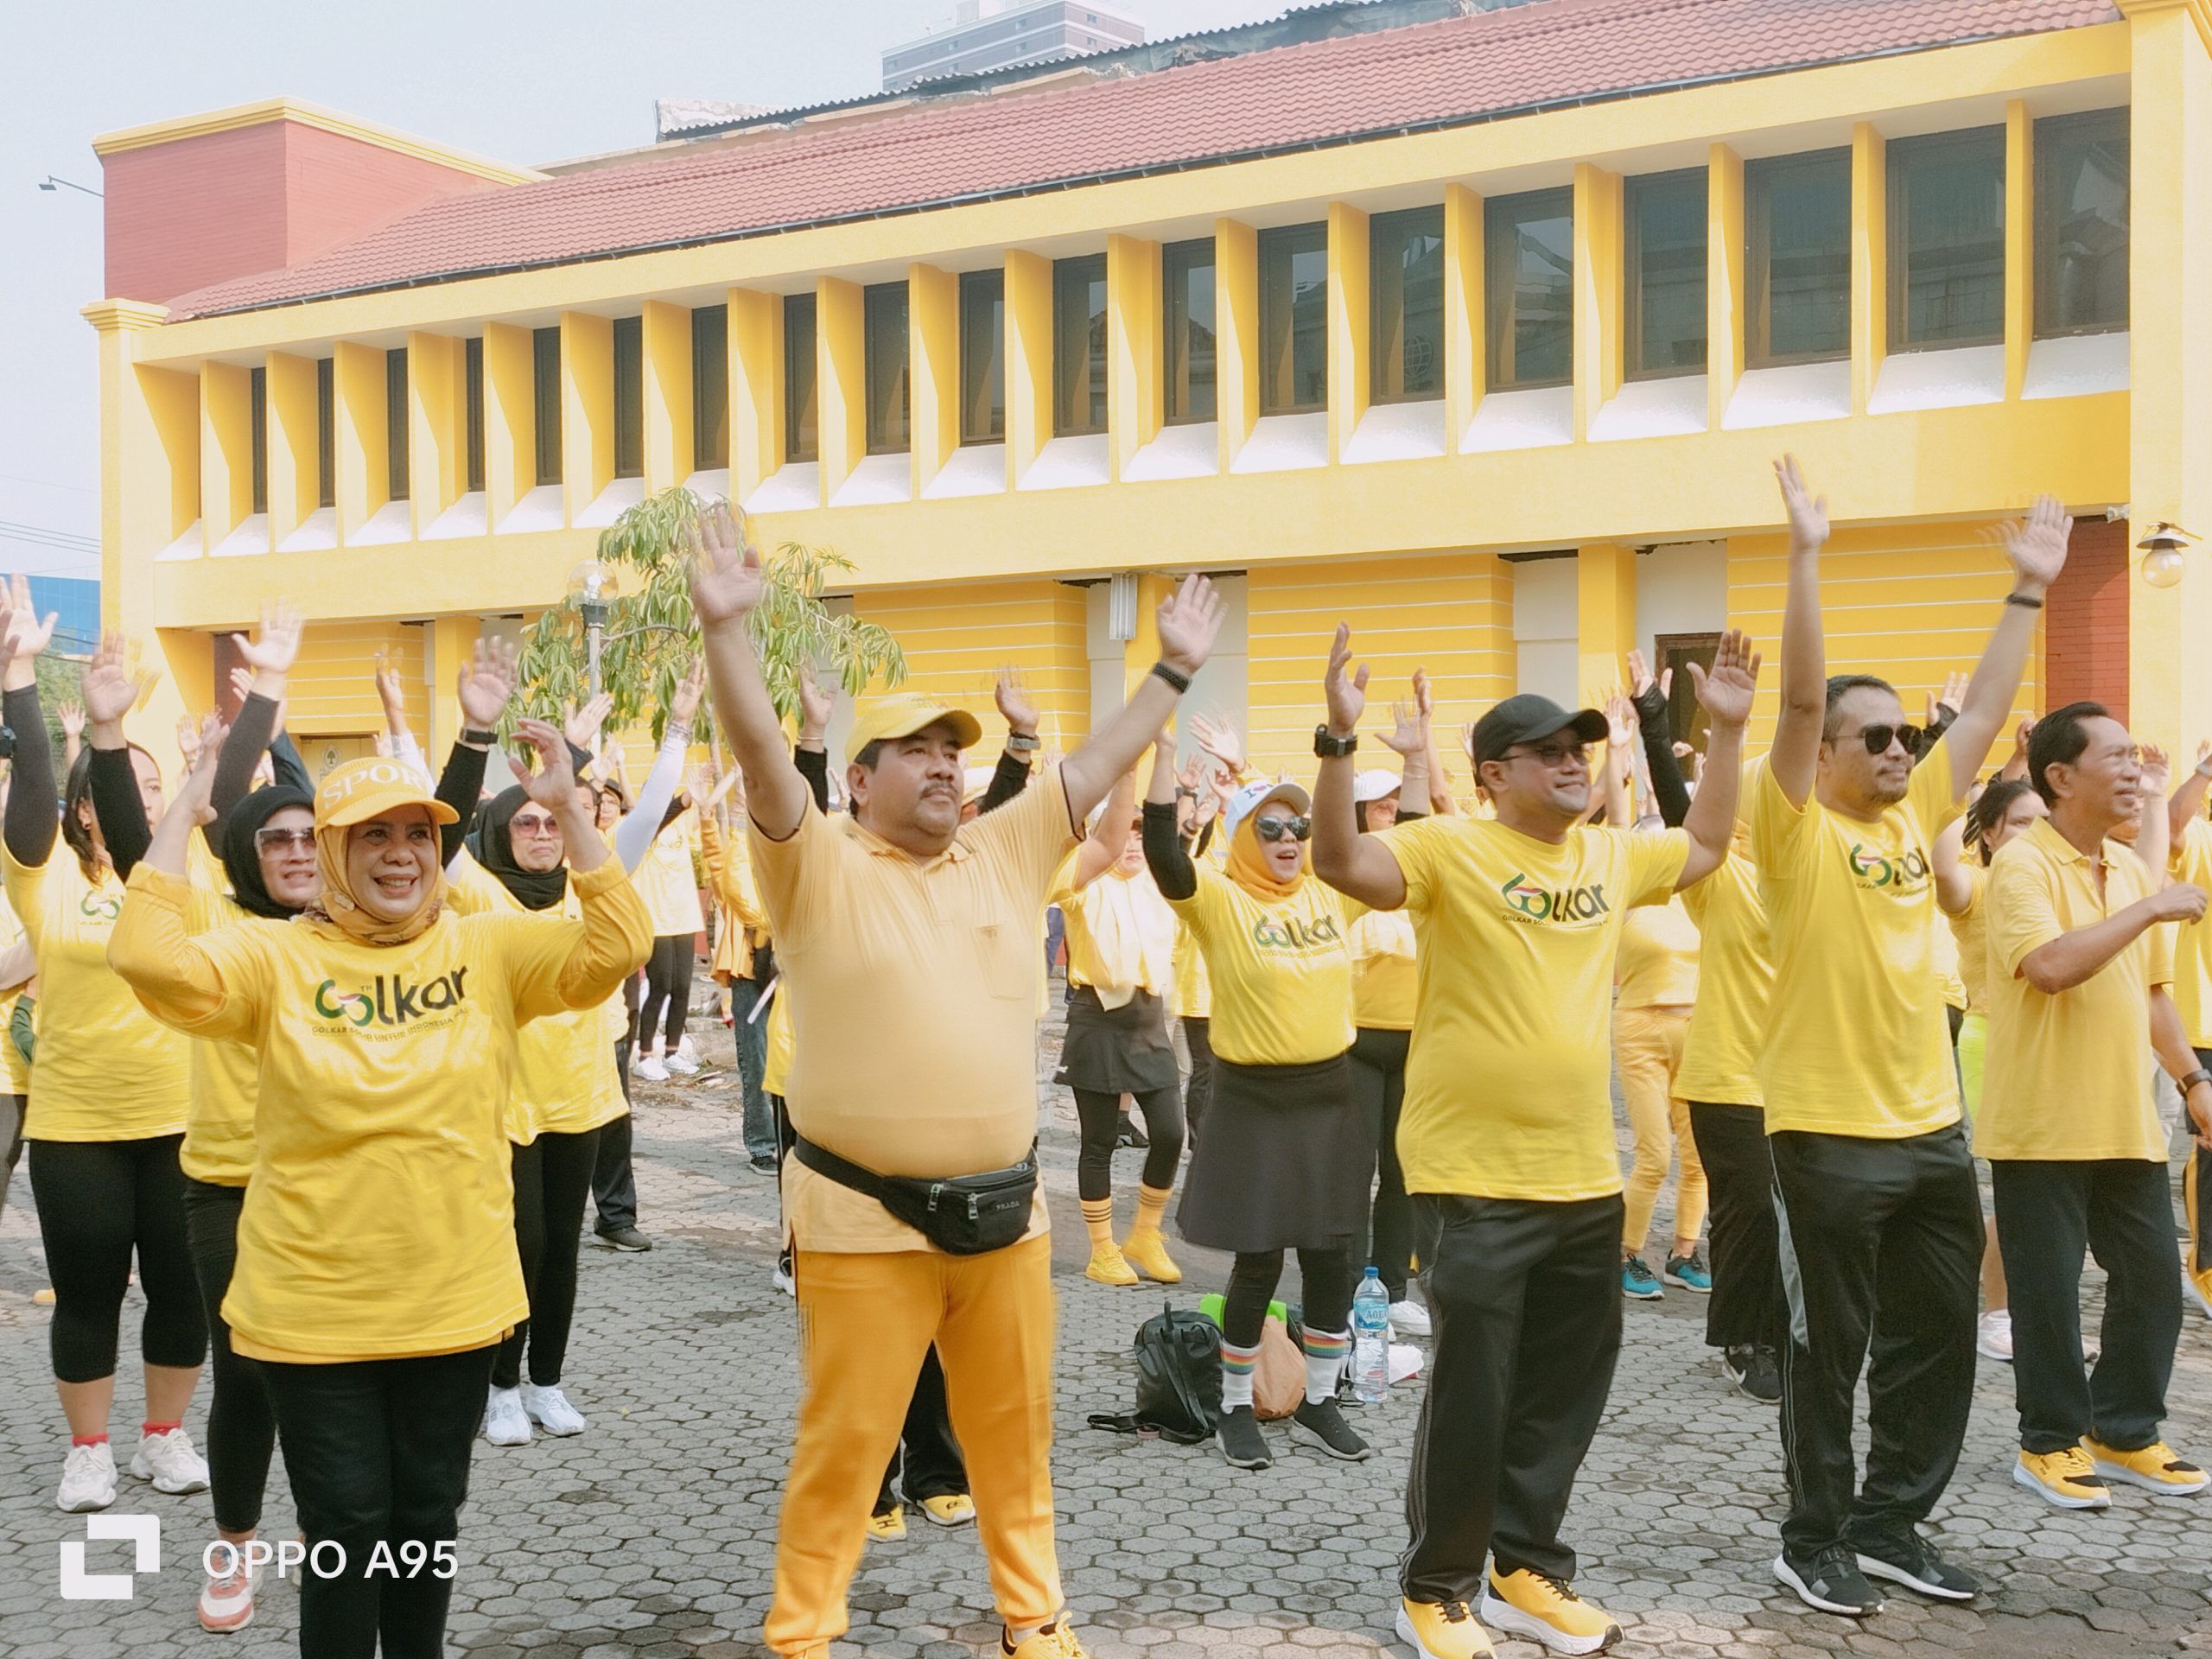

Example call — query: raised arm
[1060,576,1222,823]
[1310,625,1408,910]
[1600,692,1636,829]
[510,718,652,1012]
[212,601,303,842]
[1628,649,1692,829]
[1941,496,2071,795]
[1,574,60,866]
[1065,761,1139,892]
[1675,629,1758,889]
[2171,741,2212,851]
[980,667,1039,813]
[1769,454,1829,810]
[1141,729,1198,900]
[690,503,808,841]
[1376,686,1433,825]
[436,637,516,865]
[613,663,700,874]
[1929,810,1975,916]
[2135,745,2173,888]
[81,632,158,879]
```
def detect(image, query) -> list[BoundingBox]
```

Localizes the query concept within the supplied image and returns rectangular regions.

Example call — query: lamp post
[2138,523,2198,590]
[567,559,619,696]
[36,175,102,199]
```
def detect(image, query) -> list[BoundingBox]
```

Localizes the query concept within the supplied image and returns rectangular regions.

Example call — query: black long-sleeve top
[1631,682,1694,830]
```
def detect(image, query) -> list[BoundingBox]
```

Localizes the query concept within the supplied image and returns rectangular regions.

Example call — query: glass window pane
[315,357,335,510]
[1370,207,1445,403]
[864,282,911,455]
[1484,189,1573,391]
[691,305,728,473]
[464,338,485,495]
[612,315,644,480]
[960,270,1006,444]
[385,348,409,502]
[1163,238,1217,425]
[1625,170,1707,378]
[1053,255,1109,435]
[1259,223,1328,414]
[250,365,268,515]
[784,294,818,464]
[2036,109,2129,338]
[1746,150,1850,365]
[1888,129,2004,350]
[532,326,563,486]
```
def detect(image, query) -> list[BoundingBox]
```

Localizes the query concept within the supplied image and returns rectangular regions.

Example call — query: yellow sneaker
[1479,1568,1621,1656]
[1084,1243,1138,1286]
[866,1503,906,1541]
[33,1287,54,1306]
[1001,1621,1089,1659]
[1121,1228,1182,1284]
[1394,1598,1495,1659]
[2085,1438,2209,1497]
[2012,1446,2110,1510]
[918,1492,976,1528]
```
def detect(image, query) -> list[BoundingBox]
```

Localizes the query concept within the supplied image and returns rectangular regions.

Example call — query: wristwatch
[2182,1069,2212,1096]
[1005,732,1041,755]
[1313,726,1358,759]
[459,727,499,747]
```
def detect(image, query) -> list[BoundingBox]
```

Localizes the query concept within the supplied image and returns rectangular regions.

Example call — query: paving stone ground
[3,984,2209,1656]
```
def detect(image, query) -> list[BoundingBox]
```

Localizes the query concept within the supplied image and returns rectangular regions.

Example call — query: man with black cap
[1313,626,1759,1659]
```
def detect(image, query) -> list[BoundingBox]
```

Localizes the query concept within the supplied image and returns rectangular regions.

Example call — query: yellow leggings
[766,1234,1062,1655]
[1616,1004,1706,1254]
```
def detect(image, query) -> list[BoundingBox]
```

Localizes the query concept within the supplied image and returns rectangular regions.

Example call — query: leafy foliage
[514,488,906,743]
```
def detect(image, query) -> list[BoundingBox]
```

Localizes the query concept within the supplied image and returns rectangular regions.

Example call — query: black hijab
[465,785,569,911]
[221,784,316,920]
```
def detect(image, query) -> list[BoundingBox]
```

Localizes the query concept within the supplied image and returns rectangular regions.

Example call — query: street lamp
[2138,523,2197,590]
[566,559,620,695]
[36,175,102,199]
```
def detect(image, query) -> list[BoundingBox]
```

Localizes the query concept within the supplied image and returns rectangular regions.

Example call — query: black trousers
[1351,1027,1414,1301]
[1770,1123,1981,1558]
[1688,1103,1784,1354]
[258,1344,495,1659]
[874,1344,968,1512]
[1071,1086,1184,1200]
[1992,1158,2181,1454]
[1401,1193,1623,1599]
[493,1128,603,1390]
[593,1055,639,1235]
[27,1134,207,1382]
[1182,1016,1215,1146]
[636,934,696,1052]
[1222,1247,1356,1348]
[181,1179,276,1535]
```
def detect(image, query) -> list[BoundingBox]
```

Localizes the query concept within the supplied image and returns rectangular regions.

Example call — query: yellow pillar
[2004,100,2034,402]
[1573,164,1623,441]
[332,341,387,544]
[1850,123,1887,416]
[264,350,318,546]
[1707,144,1745,432]
[1443,184,1484,451]
[641,300,692,493]
[817,276,866,502]
[1107,233,1161,481]
[1215,218,1259,472]
[1327,202,1370,464]
[406,331,467,533]
[728,287,779,503]
[1004,251,1052,486]
[482,321,534,527]
[909,261,959,498]
[1575,543,1637,711]
[200,359,252,553]
[562,310,613,523]
[428,614,482,760]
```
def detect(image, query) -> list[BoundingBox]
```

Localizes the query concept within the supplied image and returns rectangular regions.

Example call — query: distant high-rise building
[882,0,1144,92]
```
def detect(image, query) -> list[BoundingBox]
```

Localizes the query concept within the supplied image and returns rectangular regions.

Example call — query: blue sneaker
[1664,1250,1713,1294]
[1622,1255,1663,1300]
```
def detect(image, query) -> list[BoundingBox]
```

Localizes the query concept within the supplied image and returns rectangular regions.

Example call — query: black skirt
[1177,1052,1364,1254]
[1055,987,1179,1095]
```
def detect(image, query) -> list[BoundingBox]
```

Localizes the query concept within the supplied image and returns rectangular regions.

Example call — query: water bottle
[1351,1266,1391,1406]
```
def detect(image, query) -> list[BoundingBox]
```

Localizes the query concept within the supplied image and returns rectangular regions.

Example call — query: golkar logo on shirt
[1248,912,1342,953]
[1847,842,1930,893]
[1498,873,1610,925]
[311,967,470,1030]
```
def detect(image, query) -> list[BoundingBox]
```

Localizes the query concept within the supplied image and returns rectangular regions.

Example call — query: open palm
[689,503,765,626]
[1999,495,2072,590]
[457,638,518,729]
[1688,628,1761,727]
[80,632,144,726]
[232,601,304,676]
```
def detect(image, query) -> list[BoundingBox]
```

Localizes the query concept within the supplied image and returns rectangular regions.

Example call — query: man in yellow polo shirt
[1983,702,2210,1510]
[2159,747,2212,1313]
[685,502,1223,1659]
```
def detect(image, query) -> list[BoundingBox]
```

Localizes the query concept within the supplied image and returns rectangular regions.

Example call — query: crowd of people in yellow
[1,454,2209,1659]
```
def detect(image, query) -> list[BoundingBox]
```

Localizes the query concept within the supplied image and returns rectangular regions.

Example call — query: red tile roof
[164,0,2118,321]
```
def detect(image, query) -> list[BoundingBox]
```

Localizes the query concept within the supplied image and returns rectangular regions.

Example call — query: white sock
[1220,1341,1259,1411]
[1303,1332,1349,1404]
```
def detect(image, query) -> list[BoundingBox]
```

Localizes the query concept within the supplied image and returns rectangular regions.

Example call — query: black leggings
[1222,1247,1357,1348]
[1183,1018,1215,1146]
[493,1128,603,1390]
[181,1179,277,1535]
[28,1135,207,1382]
[635,935,695,1052]
[1071,1086,1184,1202]
[1351,1026,1413,1301]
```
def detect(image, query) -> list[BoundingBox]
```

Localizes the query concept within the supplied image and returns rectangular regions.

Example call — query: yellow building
[85,0,2211,778]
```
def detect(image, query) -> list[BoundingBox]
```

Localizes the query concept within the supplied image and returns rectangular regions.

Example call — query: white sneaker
[130,1427,210,1494]
[56,1441,118,1512]
[664,1047,701,1077]
[1389,1299,1432,1338]
[632,1051,670,1082]
[772,1258,796,1297]
[521,1382,588,1436]
[199,1555,257,1632]
[1976,1310,2014,1363]
[482,1386,531,1446]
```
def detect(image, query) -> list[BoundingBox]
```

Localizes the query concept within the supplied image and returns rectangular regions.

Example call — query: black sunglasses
[1845,723,1923,758]
[1254,814,1313,843]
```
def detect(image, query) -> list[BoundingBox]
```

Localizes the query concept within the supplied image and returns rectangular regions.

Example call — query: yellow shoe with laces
[918,1493,976,1528]
[1084,1243,1138,1286]
[1121,1228,1182,1284]
[1479,1567,1622,1655]
[2085,1437,2209,1496]
[1001,1620,1089,1659]
[865,1503,906,1541]
[1395,1597,1495,1659]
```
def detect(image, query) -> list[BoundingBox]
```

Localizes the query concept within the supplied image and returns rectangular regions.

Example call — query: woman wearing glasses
[1142,737,1370,1473]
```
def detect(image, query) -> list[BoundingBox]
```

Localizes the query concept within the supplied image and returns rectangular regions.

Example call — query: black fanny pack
[791,1134,1038,1255]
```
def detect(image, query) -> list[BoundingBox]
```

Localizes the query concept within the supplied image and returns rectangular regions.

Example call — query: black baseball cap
[1469,694,1609,766]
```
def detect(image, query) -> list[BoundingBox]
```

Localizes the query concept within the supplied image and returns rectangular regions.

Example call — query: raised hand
[1687,628,1761,729]
[232,600,304,678]
[1411,666,1434,724]
[668,658,705,731]
[796,663,833,741]
[511,717,581,810]
[1322,625,1369,739]
[563,691,615,753]
[1927,670,1969,727]
[1997,494,2072,594]
[455,637,518,731]
[175,714,228,827]
[995,667,1039,737]
[1190,711,1247,774]
[175,713,203,767]
[1154,575,1224,677]
[2142,741,2172,798]
[1177,752,1206,793]
[688,502,765,627]
[57,700,83,741]
[81,632,150,728]
[372,652,407,722]
[1626,649,1656,701]
[1774,454,1829,550]
[0,574,57,666]
[1604,690,1637,748]
[1379,696,1426,758]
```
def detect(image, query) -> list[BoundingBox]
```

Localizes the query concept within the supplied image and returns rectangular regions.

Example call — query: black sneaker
[1288,1396,1370,1461]
[749,1153,780,1175]
[1115,1114,1147,1149]
[1853,1534,1979,1602]
[1723,1344,1783,1405]
[596,1224,652,1252]
[1216,1405,1274,1470]
[1774,1548,1884,1617]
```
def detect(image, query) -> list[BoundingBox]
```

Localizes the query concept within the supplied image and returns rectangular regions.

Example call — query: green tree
[514,487,905,743]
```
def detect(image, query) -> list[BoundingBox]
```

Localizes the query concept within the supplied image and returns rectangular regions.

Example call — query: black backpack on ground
[1087,1300,1223,1445]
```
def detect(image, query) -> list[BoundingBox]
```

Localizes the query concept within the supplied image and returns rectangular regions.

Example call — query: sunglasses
[509,813,563,837]
[253,827,315,854]
[1505,741,1588,768]
[1842,723,1923,758]
[1253,814,1313,843]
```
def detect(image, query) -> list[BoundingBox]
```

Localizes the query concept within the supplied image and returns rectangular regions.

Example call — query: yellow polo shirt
[1751,747,1964,1139]
[1615,894,1700,1009]
[751,768,1077,1254]
[1979,820,2172,1161]
[1377,815,1688,1201]
[632,809,705,938]
[1948,864,1990,1019]
[1166,864,1355,1066]
[1349,908,1418,1032]
[1676,852,1770,1108]
[2171,817,2212,1049]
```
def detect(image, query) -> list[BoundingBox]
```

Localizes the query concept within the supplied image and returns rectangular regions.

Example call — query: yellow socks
[1121,1184,1182,1284]
[1083,1198,1136,1285]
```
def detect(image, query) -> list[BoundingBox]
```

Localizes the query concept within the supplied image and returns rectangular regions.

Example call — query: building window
[1258,222,1328,415]
[1888,128,2005,352]
[2036,108,2129,338]
[315,358,335,511]
[864,281,911,455]
[250,366,268,515]
[1053,254,1108,436]
[1370,206,1445,404]
[785,293,818,464]
[959,270,1005,444]
[532,326,563,486]
[1484,188,1573,391]
[464,337,485,494]
[1162,237,1217,425]
[1624,169,1707,378]
[385,348,409,503]
[692,304,728,473]
[612,315,645,480]
[1746,149,1850,366]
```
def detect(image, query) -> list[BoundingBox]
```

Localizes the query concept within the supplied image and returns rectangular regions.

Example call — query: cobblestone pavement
[3,989,2209,1657]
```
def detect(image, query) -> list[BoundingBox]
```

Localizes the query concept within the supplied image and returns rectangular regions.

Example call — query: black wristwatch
[460,727,499,747]
[2183,1069,2212,1096]
[1005,732,1041,755]
[1313,726,1357,759]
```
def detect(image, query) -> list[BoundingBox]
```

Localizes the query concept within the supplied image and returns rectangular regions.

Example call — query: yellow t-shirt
[6,848,188,1141]
[1980,819,2172,1161]
[1166,863,1354,1066]
[751,768,1077,1254]
[1615,893,1700,1008]
[1931,902,1966,1012]
[1054,862,1177,1006]
[177,881,266,1187]
[0,887,27,1097]
[1948,863,1990,1019]
[763,986,793,1099]
[1377,815,1688,1201]
[701,814,767,983]
[1349,907,1418,1032]
[108,858,649,1363]
[1751,747,1964,1138]
[1171,835,1226,1020]
[632,810,705,938]
[1676,852,1770,1108]
[2170,817,2212,1049]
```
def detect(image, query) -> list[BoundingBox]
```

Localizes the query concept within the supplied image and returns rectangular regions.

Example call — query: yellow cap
[848,693,984,755]
[314,757,461,830]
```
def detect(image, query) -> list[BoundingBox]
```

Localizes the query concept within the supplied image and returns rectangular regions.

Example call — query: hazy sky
[1,0,1296,580]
